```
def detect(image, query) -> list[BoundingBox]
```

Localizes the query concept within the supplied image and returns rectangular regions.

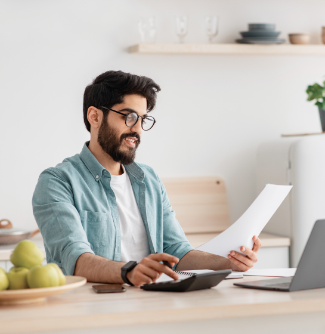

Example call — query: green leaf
[306,83,324,101]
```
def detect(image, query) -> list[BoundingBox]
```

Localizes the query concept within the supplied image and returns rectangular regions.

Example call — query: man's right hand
[126,253,179,287]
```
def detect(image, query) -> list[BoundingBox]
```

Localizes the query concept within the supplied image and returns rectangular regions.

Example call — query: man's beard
[98,120,140,165]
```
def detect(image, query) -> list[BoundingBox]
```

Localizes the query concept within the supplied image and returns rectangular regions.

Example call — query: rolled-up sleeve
[32,168,94,275]
[158,178,194,266]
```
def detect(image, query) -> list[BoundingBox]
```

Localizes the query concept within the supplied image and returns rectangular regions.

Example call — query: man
[33,71,261,287]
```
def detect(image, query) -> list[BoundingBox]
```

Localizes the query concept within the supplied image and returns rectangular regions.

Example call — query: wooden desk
[1,276,325,334]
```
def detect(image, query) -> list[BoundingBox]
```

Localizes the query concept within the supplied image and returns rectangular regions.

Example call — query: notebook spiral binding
[174,271,196,277]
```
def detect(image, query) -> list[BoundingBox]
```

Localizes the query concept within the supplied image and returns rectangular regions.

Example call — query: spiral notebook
[155,270,243,283]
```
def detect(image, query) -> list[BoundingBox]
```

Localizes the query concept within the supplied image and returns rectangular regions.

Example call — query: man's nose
[130,118,143,136]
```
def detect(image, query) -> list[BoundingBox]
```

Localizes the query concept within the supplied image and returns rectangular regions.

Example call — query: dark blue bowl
[248,23,276,31]
[241,31,280,38]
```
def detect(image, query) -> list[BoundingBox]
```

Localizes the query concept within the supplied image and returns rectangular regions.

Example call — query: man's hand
[227,235,261,271]
[126,253,179,287]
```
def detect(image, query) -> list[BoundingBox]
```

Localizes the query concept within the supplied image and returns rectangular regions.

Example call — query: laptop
[234,219,325,292]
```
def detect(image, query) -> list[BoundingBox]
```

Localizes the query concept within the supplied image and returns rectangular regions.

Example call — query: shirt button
[96,175,99,179]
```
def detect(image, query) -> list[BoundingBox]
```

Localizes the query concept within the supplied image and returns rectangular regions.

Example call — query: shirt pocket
[79,210,115,258]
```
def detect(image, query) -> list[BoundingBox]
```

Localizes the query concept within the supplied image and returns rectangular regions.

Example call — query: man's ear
[87,107,102,130]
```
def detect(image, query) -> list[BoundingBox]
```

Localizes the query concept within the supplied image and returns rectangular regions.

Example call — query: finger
[148,253,179,265]
[228,255,248,271]
[142,258,179,280]
[133,273,152,287]
[229,251,254,267]
[149,262,179,280]
[137,264,160,281]
[252,236,262,252]
[153,272,162,283]
[240,246,258,262]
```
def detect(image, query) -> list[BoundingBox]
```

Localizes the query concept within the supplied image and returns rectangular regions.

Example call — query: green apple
[7,267,29,290]
[27,264,59,288]
[0,267,9,290]
[10,240,44,269]
[47,263,66,286]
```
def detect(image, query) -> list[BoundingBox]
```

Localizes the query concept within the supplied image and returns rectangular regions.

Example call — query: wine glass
[205,16,218,43]
[175,16,188,43]
[138,17,156,43]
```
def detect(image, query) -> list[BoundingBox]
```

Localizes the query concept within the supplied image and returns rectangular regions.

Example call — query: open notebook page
[154,268,296,284]
[155,270,243,283]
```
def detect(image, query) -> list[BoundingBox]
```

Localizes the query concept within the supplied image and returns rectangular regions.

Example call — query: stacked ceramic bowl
[236,23,285,44]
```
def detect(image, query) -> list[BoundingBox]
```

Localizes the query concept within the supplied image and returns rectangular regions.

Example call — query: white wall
[1,0,325,231]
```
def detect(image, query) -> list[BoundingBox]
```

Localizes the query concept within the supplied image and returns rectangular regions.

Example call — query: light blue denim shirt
[32,142,194,275]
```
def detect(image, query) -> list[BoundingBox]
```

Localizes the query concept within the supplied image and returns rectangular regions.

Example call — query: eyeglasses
[100,106,156,131]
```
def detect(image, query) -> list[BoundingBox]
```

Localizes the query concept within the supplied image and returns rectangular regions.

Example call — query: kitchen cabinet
[0,233,289,270]
[187,232,290,268]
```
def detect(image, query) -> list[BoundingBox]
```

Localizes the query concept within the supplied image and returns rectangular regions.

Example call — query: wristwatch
[121,261,138,286]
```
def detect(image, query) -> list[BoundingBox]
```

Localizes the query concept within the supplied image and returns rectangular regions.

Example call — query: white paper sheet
[238,268,296,277]
[226,272,244,279]
[196,184,292,258]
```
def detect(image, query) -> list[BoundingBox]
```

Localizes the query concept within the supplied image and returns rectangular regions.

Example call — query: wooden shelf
[129,43,325,56]
[282,132,325,137]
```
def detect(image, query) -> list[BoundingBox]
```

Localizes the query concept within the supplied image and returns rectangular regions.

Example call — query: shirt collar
[80,142,145,182]
[125,163,144,182]
[80,142,106,182]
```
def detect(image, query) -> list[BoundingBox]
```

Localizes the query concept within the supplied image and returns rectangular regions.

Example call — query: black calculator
[140,269,231,292]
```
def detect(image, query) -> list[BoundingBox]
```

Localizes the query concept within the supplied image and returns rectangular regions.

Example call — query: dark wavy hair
[83,70,161,132]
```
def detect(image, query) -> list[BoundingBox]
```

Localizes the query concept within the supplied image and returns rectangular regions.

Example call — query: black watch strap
[121,261,138,286]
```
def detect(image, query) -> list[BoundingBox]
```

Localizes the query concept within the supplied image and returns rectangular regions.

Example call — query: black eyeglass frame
[100,106,156,131]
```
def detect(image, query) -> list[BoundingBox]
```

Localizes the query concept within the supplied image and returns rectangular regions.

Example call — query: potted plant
[306,81,325,132]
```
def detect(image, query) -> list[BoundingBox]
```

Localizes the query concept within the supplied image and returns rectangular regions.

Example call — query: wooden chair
[162,177,231,247]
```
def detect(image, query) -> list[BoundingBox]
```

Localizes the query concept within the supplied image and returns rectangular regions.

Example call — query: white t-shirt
[110,168,150,263]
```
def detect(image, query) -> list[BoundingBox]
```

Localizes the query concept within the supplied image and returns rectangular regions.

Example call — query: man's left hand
[227,235,261,271]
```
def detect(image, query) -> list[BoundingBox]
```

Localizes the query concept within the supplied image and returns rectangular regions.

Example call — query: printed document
[196,184,292,258]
